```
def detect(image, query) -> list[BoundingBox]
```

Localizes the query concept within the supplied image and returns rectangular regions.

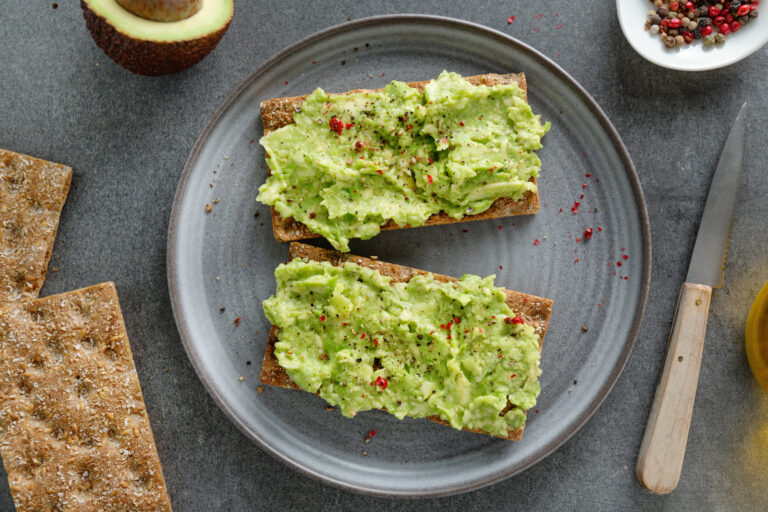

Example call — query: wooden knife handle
[636,282,712,494]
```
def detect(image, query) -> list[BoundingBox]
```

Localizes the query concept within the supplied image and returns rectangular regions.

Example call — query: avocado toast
[260,242,553,440]
[258,72,549,252]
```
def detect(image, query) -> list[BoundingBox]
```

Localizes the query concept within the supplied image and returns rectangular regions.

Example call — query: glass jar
[746,281,768,394]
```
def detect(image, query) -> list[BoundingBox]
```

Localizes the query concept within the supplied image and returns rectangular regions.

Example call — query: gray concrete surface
[1,1,767,510]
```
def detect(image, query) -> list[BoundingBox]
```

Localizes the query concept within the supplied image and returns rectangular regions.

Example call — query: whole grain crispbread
[0,282,172,512]
[260,242,553,441]
[259,73,540,244]
[0,148,72,307]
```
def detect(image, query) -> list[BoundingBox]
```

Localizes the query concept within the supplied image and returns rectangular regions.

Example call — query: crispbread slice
[260,73,540,243]
[0,282,172,512]
[260,242,553,441]
[0,148,72,307]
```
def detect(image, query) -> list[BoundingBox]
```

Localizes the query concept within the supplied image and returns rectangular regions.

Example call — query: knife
[636,102,747,494]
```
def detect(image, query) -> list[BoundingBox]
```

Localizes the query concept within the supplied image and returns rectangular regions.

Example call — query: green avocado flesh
[263,259,542,436]
[257,71,550,252]
[84,0,232,41]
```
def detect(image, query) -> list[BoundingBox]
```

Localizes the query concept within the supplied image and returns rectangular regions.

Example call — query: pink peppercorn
[720,22,731,34]
[329,117,343,135]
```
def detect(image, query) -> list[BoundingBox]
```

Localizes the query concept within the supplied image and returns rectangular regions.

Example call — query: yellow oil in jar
[746,281,768,394]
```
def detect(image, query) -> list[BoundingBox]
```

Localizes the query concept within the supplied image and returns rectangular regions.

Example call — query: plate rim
[167,13,652,497]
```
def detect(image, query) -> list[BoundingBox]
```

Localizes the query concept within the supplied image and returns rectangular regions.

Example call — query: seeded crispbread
[0,148,72,307]
[0,282,172,512]
[260,73,540,244]
[260,242,553,441]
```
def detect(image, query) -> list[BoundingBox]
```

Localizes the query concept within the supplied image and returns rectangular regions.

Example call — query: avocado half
[81,0,233,76]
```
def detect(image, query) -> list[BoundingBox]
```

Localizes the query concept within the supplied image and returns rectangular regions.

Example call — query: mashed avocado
[263,259,542,436]
[258,71,550,252]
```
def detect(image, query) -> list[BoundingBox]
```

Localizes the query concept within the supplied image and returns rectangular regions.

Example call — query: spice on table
[645,0,759,48]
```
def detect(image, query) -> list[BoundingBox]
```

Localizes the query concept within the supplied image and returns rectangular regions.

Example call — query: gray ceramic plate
[167,15,651,497]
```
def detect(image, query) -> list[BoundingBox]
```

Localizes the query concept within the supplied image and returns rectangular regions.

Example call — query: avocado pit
[116,0,202,22]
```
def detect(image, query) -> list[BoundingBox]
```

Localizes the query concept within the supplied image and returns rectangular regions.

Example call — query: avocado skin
[81,0,231,76]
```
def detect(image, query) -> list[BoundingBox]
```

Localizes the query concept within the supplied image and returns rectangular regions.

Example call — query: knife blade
[636,103,747,495]
[686,101,747,288]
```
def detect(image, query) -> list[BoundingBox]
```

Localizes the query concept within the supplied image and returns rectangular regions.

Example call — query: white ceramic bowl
[618,0,768,70]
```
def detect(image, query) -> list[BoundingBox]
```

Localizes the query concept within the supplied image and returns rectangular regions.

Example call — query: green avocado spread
[263,259,542,436]
[257,71,550,252]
